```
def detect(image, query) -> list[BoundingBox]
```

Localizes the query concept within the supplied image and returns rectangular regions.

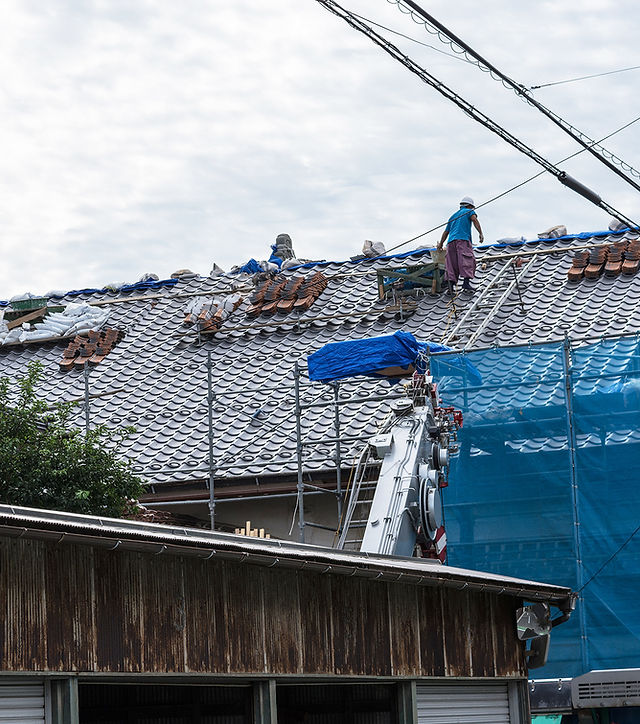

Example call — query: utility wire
[383,113,640,254]
[349,11,472,65]
[388,0,640,190]
[313,0,637,231]
[531,64,640,90]
[578,521,640,594]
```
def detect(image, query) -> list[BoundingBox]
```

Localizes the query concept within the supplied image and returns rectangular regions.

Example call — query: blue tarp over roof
[307,331,482,384]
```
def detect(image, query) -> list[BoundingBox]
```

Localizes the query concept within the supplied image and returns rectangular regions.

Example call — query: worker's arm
[437,228,448,250]
[472,214,484,244]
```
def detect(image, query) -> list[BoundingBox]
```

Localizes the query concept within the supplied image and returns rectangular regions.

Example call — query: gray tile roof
[1,227,639,487]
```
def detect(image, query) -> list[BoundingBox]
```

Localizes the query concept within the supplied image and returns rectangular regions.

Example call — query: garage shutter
[0,683,45,724]
[416,681,511,723]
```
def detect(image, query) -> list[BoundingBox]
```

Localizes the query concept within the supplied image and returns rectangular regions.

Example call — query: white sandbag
[538,225,567,239]
[67,319,98,335]
[3,328,22,344]
[43,314,74,329]
[35,321,67,335]
[20,329,53,342]
[362,240,386,258]
[609,217,628,232]
[63,303,93,317]
[281,258,301,270]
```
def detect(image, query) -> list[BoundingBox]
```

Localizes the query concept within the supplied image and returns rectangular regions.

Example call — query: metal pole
[294,361,306,543]
[562,336,589,672]
[333,381,344,525]
[206,350,216,531]
[510,262,526,314]
[83,362,90,435]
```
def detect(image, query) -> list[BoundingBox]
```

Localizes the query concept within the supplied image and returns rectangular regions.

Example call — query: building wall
[0,537,526,678]
[216,492,338,546]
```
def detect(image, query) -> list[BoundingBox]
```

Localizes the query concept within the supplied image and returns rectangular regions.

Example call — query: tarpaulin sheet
[307,331,451,382]
[308,331,482,385]
[233,258,263,275]
[436,338,640,678]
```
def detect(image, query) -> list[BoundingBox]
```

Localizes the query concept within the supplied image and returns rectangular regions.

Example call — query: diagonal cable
[313,0,637,230]
[389,0,640,188]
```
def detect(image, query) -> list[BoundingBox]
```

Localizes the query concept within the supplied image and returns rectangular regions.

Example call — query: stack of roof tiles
[246,272,328,317]
[184,294,243,333]
[59,328,124,371]
[568,240,640,281]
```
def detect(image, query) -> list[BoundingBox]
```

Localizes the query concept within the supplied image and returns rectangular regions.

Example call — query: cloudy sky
[1,0,639,299]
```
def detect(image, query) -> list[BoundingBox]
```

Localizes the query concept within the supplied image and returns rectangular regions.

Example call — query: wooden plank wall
[0,538,526,678]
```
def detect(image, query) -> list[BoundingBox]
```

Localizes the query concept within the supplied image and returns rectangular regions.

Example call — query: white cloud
[0,0,639,298]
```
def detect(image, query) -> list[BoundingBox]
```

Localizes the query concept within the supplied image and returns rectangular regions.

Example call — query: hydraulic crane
[338,365,462,562]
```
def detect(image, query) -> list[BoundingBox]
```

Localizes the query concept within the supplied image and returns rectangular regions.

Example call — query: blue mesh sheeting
[438,339,640,678]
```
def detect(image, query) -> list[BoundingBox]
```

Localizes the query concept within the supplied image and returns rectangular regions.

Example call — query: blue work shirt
[444,207,477,242]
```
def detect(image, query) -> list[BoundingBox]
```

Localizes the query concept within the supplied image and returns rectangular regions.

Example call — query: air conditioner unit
[572,669,640,709]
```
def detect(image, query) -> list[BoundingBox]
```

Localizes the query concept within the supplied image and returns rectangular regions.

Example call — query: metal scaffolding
[73,328,640,557]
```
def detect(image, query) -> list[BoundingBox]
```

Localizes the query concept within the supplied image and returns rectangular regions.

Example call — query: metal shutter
[416,681,511,723]
[0,683,45,724]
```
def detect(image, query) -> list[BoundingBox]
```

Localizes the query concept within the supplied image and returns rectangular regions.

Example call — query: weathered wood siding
[0,538,526,677]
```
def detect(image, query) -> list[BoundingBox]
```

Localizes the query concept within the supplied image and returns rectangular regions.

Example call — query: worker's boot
[445,281,456,296]
[462,278,475,293]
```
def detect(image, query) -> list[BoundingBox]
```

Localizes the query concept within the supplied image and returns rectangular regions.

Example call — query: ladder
[336,447,378,551]
[442,257,535,349]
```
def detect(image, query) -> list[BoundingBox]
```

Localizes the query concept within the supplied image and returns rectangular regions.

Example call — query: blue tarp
[0,278,178,307]
[268,244,283,268]
[233,258,263,275]
[438,338,640,678]
[307,331,481,384]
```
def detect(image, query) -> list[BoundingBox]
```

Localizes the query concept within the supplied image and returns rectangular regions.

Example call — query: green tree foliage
[0,361,144,516]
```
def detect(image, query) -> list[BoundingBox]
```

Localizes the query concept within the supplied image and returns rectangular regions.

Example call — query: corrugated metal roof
[0,504,572,604]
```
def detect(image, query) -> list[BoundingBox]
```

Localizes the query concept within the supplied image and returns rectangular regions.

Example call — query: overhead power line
[388,0,640,192]
[349,11,472,65]
[383,113,640,254]
[312,0,638,230]
[531,64,640,90]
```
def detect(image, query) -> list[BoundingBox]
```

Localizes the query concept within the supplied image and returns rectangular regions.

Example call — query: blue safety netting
[307,331,481,383]
[435,338,640,678]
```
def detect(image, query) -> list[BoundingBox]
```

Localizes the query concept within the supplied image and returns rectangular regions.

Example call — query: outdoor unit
[572,668,640,709]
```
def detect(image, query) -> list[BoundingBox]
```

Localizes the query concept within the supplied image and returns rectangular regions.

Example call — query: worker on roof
[437,196,484,295]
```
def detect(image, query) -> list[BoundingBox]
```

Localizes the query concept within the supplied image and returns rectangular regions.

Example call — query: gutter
[0,505,572,611]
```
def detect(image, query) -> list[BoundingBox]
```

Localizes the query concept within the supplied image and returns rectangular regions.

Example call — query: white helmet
[460,196,475,207]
